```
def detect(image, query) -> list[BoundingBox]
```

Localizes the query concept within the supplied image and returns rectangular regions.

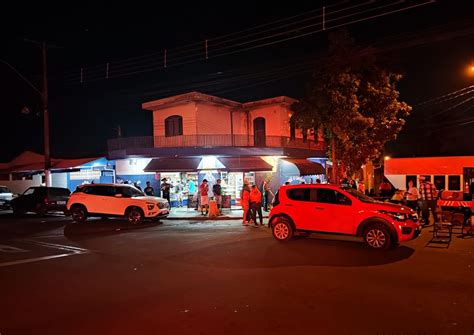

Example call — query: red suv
[269,184,421,249]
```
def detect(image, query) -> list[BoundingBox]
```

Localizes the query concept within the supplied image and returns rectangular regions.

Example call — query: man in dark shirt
[212,179,222,213]
[160,178,172,208]
[144,181,154,196]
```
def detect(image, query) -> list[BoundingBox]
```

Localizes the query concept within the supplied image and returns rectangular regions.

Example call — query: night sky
[1,0,474,161]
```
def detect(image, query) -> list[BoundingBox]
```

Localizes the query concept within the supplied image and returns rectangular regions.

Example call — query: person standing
[188,179,196,195]
[405,180,419,211]
[250,185,263,226]
[241,182,251,225]
[261,180,272,212]
[133,181,142,191]
[212,179,223,214]
[144,181,154,196]
[350,179,357,190]
[418,176,438,226]
[357,181,365,194]
[199,179,209,215]
[161,178,172,208]
[175,181,183,207]
[379,179,392,197]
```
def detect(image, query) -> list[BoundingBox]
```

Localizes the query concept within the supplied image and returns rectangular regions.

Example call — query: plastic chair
[432,211,453,242]
[462,217,473,237]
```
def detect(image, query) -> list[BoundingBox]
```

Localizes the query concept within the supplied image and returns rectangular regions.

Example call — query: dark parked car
[0,185,14,210]
[11,186,71,216]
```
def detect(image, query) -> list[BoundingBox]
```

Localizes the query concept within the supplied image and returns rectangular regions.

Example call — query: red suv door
[284,187,322,230]
[312,188,357,235]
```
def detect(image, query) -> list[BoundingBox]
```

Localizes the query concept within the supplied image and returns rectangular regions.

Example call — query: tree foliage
[293,30,411,175]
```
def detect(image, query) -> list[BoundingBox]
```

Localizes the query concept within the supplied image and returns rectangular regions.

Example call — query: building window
[448,175,461,191]
[165,115,183,137]
[433,175,446,190]
[253,117,266,147]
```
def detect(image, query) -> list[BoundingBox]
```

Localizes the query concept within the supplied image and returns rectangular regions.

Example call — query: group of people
[159,178,190,208]
[389,176,439,226]
[196,179,224,215]
[240,180,265,226]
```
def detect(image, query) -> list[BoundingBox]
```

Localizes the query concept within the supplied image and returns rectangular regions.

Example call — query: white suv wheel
[127,207,144,225]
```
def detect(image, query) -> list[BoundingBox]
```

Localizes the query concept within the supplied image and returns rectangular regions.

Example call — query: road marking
[0,253,76,267]
[23,240,88,252]
[0,244,28,253]
[0,240,89,268]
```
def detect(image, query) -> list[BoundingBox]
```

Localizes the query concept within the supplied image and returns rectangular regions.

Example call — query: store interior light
[198,156,225,170]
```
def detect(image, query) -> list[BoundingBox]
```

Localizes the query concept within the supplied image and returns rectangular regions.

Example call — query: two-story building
[108,92,327,206]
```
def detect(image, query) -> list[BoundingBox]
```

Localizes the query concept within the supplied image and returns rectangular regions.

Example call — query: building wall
[195,103,233,134]
[231,111,248,136]
[152,103,198,136]
[150,101,299,139]
[1,175,43,194]
[51,172,68,189]
[249,105,288,137]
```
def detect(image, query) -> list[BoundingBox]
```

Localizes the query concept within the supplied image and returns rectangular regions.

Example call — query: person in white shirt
[405,180,419,211]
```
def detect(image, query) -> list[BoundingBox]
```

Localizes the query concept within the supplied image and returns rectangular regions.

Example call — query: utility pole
[42,41,51,186]
[2,40,52,186]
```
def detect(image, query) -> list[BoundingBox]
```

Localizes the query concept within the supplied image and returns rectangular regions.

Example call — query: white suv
[67,184,169,224]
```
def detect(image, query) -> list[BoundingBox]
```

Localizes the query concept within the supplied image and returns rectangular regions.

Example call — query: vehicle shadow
[167,236,416,268]
[0,212,69,238]
[64,218,162,242]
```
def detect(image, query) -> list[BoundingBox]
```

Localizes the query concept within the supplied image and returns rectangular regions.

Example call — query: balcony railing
[108,135,326,152]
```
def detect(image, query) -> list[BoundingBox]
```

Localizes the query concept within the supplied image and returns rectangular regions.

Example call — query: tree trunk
[340,161,346,181]
[331,135,337,184]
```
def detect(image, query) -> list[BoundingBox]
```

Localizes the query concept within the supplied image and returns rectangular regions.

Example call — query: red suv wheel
[272,217,294,242]
[363,224,392,249]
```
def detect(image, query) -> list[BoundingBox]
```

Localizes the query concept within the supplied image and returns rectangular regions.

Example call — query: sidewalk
[165,206,270,220]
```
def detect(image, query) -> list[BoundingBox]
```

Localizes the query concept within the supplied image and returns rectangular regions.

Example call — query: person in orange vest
[241,181,251,225]
[250,185,263,226]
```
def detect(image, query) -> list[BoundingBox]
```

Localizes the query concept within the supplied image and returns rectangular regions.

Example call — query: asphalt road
[0,212,473,335]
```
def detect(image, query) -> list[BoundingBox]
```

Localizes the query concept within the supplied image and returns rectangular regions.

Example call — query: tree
[293,30,411,180]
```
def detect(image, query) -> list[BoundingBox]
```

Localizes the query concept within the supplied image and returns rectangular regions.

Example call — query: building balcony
[107,135,327,159]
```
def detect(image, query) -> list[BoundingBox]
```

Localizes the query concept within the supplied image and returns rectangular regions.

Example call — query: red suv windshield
[342,187,377,203]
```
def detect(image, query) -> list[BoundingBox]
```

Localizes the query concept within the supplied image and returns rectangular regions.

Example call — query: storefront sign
[70,170,101,180]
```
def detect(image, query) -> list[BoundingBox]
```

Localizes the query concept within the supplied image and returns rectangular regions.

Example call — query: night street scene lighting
[0,1,474,334]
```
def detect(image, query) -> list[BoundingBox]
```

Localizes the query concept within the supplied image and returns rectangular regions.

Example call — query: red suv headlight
[378,210,406,221]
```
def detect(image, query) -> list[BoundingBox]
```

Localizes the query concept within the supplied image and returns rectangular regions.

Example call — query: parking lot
[0,211,473,335]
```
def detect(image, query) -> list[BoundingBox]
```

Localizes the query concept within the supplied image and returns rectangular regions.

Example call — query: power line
[415,85,474,107]
[61,0,434,83]
[108,0,376,69]
[62,0,362,74]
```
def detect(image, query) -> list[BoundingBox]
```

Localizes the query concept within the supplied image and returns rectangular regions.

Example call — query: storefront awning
[53,158,101,169]
[218,157,273,172]
[282,158,325,176]
[144,157,201,172]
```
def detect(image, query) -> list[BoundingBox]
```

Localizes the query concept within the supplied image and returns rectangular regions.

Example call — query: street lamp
[0,42,51,186]
[467,63,474,77]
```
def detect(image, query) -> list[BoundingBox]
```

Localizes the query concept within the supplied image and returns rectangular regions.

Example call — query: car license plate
[57,201,66,205]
